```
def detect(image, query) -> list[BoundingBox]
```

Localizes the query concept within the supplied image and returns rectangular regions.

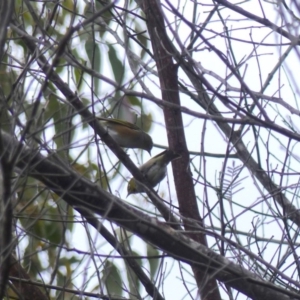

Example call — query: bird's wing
[97,118,141,131]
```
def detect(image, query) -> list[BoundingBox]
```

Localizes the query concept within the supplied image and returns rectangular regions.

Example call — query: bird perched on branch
[127,149,181,195]
[97,117,153,154]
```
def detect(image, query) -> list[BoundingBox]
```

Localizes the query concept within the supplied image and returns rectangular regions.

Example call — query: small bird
[97,117,153,154]
[127,149,181,195]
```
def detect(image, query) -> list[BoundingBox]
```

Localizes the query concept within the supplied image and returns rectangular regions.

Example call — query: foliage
[1,0,300,299]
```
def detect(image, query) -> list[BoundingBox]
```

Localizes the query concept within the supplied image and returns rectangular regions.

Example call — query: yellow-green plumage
[97,117,153,154]
[127,149,181,195]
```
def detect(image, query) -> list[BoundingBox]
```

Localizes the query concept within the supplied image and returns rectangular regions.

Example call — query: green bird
[127,149,181,195]
[97,117,153,154]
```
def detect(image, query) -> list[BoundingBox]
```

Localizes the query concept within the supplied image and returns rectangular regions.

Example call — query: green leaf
[136,113,152,133]
[74,66,84,90]
[147,244,160,280]
[135,24,149,59]
[23,244,43,277]
[0,105,12,132]
[85,41,101,73]
[47,94,73,155]
[126,250,142,297]
[108,45,124,84]
[102,261,123,297]
[127,95,141,107]
[95,2,113,37]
